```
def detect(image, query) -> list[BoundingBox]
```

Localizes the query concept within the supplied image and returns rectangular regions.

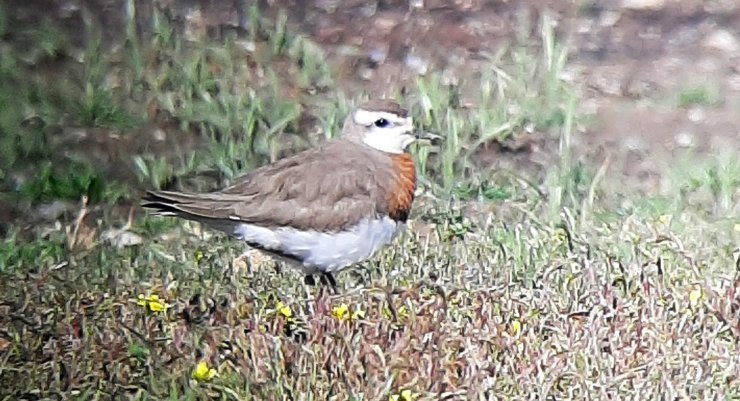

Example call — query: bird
[141,99,433,292]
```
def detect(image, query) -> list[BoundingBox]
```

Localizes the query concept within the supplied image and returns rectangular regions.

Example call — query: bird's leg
[303,274,319,301]
[302,273,337,301]
[301,274,318,313]
[319,272,338,295]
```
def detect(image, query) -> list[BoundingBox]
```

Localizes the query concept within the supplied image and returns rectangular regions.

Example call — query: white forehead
[353,109,412,127]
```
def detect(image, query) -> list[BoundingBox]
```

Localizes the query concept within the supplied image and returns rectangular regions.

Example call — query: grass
[1,2,740,400]
[677,84,722,108]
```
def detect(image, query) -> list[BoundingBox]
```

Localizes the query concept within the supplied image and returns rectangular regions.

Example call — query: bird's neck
[387,153,416,222]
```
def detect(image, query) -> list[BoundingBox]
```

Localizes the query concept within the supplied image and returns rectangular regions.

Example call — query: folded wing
[141,140,393,233]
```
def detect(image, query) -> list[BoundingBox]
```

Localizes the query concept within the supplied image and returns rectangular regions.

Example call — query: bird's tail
[141,190,244,235]
[141,190,227,220]
[142,190,192,216]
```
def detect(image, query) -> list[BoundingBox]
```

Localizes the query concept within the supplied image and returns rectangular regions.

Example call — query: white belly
[233,216,405,274]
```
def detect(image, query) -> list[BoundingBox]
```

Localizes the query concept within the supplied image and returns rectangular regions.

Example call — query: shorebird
[142,99,435,291]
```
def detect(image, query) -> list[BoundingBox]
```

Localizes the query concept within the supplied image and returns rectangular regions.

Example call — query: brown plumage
[142,99,430,291]
[142,139,414,232]
[358,99,409,118]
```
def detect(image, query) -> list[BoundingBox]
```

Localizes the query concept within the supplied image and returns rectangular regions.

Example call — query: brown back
[355,99,408,117]
[145,139,409,232]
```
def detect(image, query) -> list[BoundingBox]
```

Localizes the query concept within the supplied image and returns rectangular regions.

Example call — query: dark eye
[374,118,389,128]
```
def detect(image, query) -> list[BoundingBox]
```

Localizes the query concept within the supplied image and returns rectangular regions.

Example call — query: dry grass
[2,199,740,399]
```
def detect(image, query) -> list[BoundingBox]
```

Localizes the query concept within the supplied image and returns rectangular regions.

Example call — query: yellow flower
[194,249,204,263]
[276,301,292,319]
[382,305,409,323]
[389,389,417,401]
[553,228,567,242]
[332,303,349,320]
[332,303,365,321]
[420,287,437,300]
[136,294,167,313]
[192,361,217,381]
[510,319,522,336]
[689,287,704,307]
[734,223,740,232]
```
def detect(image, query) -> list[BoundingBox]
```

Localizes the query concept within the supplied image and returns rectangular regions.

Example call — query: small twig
[118,321,152,345]
[67,195,90,251]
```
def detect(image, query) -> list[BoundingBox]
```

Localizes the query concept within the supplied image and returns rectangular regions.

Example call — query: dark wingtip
[140,191,179,214]
[140,189,155,201]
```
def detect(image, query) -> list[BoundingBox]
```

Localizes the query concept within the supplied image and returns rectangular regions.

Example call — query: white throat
[362,130,415,154]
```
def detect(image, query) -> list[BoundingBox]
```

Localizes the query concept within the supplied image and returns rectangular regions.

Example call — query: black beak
[414,130,444,145]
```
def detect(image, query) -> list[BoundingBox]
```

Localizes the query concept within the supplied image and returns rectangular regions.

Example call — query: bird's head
[342,100,437,154]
